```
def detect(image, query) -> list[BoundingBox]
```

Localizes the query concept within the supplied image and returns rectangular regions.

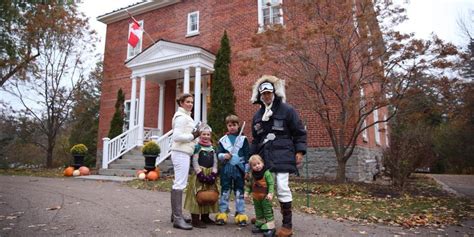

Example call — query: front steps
[99,147,173,177]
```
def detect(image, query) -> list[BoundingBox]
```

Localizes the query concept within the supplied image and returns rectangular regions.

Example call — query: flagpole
[125,9,156,44]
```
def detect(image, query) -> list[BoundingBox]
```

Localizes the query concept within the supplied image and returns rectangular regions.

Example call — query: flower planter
[144,155,158,172]
[72,154,85,169]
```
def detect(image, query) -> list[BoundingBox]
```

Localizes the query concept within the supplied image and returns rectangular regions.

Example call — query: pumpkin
[138,173,146,180]
[146,171,159,181]
[79,166,90,176]
[196,190,219,205]
[73,169,81,176]
[64,167,74,177]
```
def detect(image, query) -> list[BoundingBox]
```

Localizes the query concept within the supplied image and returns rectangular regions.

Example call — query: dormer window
[258,0,283,32]
[186,11,199,37]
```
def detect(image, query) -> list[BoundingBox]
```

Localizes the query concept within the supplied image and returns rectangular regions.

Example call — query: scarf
[261,95,274,121]
[252,168,266,180]
[199,139,212,147]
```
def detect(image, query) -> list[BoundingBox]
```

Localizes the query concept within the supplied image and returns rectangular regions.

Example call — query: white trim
[384,114,389,147]
[137,76,146,146]
[194,66,202,122]
[97,0,181,24]
[186,11,200,37]
[374,109,380,145]
[127,20,144,59]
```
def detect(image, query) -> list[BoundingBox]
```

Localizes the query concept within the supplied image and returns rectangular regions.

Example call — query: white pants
[171,151,191,190]
[274,172,292,202]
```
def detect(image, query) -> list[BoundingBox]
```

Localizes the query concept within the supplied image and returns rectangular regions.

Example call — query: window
[360,88,368,142]
[258,0,283,31]
[384,114,389,147]
[373,109,380,145]
[127,20,143,59]
[186,11,199,37]
[123,99,138,131]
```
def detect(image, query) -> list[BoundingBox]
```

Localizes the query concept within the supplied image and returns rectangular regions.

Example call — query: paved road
[0,176,473,236]
[430,174,474,200]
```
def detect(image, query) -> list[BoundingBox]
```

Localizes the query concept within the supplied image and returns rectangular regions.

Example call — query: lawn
[1,168,472,228]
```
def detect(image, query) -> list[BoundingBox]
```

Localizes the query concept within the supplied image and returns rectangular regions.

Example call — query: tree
[3,3,96,168]
[69,61,103,167]
[208,31,235,139]
[108,88,125,139]
[243,0,460,182]
[0,1,77,86]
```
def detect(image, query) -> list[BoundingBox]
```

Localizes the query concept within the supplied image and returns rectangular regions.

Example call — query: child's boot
[234,213,249,227]
[201,214,215,224]
[215,212,228,225]
[191,214,206,228]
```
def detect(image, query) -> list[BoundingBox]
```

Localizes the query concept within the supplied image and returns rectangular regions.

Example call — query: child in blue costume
[215,114,250,226]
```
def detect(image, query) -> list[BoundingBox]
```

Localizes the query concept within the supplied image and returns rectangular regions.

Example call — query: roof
[97,0,181,24]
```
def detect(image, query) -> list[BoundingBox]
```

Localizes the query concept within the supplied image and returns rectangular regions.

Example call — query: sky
[80,0,474,56]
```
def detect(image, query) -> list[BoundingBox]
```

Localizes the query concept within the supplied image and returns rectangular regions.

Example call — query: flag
[128,20,143,48]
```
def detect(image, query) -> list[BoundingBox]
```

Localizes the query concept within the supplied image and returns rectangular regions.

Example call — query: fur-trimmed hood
[250,75,286,104]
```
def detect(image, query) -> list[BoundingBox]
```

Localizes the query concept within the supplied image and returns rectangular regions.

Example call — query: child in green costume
[244,154,275,237]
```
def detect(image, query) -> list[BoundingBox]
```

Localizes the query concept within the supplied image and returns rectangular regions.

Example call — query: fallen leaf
[46,206,61,211]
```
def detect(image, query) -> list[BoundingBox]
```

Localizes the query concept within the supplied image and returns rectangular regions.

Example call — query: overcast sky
[80,0,474,56]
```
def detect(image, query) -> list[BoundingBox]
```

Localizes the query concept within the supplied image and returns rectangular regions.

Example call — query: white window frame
[186,11,200,37]
[384,114,389,147]
[123,99,138,131]
[360,88,368,142]
[127,20,144,59]
[257,0,284,32]
[373,109,380,145]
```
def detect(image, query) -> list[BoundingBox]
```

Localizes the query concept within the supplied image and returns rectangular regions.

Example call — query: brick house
[97,0,388,182]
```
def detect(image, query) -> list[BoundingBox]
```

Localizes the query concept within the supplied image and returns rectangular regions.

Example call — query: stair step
[109,163,145,170]
[98,169,137,177]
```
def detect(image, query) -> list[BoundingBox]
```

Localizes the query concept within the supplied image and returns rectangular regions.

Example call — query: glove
[206,172,218,185]
[197,172,207,183]
[229,154,240,166]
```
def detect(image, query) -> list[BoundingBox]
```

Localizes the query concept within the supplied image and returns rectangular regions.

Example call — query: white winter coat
[171,107,196,155]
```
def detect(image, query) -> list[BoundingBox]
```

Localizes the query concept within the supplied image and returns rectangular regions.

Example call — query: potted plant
[142,141,161,172]
[70,144,88,169]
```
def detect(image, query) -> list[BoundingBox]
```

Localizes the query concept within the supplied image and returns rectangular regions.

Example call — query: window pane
[263,8,270,25]
[271,6,280,24]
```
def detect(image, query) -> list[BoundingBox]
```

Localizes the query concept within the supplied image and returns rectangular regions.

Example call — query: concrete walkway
[0,175,473,236]
[429,174,474,200]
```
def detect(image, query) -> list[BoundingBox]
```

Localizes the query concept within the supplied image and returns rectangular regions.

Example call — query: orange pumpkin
[64,167,74,176]
[147,171,159,181]
[79,166,90,176]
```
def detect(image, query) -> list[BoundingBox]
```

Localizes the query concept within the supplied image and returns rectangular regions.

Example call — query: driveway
[0,176,472,236]
[430,174,474,200]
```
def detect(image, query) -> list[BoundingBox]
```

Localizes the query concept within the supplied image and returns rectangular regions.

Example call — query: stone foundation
[301,146,383,182]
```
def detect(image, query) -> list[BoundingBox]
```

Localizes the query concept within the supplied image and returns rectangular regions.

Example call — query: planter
[72,154,85,169]
[144,155,158,172]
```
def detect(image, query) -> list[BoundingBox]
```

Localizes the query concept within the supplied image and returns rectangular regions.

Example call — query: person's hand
[224,153,231,160]
[192,130,200,139]
[265,193,273,201]
[206,172,218,185]
[244,172,250,181]
[244,193,250,201]
[295,152,304,166]
[197,172,207,183]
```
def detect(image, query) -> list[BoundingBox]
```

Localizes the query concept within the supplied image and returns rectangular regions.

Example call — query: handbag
[196,189,219,205]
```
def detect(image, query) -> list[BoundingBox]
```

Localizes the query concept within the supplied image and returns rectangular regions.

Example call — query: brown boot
[276,202,293,236]
[191,214,206,228]
[276,226,293,237]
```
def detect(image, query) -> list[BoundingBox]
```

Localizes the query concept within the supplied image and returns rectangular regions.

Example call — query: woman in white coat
[170,93,198,230]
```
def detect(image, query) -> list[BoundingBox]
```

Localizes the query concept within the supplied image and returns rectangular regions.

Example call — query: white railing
[102,125,140,169]
[144,127,160,141]
[152,129,173,166]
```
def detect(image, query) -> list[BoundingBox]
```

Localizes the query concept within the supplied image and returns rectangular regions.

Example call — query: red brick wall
[97,0,387,151]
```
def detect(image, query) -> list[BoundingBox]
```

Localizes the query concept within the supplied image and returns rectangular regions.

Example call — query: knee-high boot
[276,201,293,237]
[170,189,192,230]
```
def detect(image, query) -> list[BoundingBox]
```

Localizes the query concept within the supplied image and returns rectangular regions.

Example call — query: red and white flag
[128,20,143,48]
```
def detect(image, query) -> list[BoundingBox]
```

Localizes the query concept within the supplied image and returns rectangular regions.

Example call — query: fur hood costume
[249,75,307,174]
[250,75,286,104]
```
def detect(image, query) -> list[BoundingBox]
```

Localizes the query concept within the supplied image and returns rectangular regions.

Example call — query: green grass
[0,168,66,178]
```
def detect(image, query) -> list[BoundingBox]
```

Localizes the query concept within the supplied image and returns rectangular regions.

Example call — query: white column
[184,67,190,94]
[130,77,137,128]
[102,138,110,169]
[201,75,208,123]
[194,66,202,122]
[158,82,165,136]
[137,76,146,146]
